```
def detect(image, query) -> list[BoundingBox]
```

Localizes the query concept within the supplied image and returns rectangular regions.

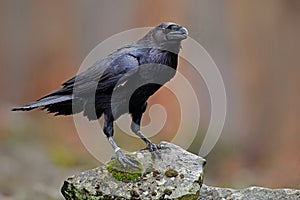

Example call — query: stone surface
[199,184,300,200]
[61,142,206,200]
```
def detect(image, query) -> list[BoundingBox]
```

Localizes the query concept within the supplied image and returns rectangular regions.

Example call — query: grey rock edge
[61,141,300,200]
[199,184,300,200]
[61,142,206,200]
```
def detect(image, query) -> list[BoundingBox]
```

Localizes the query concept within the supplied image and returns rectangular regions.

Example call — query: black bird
[12,22,188,167]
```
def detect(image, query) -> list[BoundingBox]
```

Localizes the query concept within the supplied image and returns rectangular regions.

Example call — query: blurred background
[1,0,300,199]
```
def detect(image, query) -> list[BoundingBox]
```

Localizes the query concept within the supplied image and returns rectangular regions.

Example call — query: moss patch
[164,168,178,178]
[106,155,143,182]
[178,189,200,200]
[198,172,204,184]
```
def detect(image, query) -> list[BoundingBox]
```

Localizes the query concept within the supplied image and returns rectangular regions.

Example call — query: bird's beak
[167,26,188,41]
[180,27,188,36]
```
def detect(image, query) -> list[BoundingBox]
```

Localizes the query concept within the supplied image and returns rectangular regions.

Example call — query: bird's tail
[11,94,82,116]
[12,95,73,111]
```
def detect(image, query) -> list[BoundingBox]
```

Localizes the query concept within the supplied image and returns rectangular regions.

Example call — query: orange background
[1,1,299,199]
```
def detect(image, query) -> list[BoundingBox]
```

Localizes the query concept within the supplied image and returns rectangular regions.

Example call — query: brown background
[0,0,299,199]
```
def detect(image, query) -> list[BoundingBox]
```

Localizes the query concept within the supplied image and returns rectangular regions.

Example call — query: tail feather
[12,95,74,111]
[43,98,83,115]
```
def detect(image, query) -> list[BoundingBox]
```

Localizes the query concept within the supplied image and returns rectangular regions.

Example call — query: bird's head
[140,22,188,52]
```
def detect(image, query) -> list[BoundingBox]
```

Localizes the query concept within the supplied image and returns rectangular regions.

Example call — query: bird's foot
[142,141,162,160]
[115,149,140,169]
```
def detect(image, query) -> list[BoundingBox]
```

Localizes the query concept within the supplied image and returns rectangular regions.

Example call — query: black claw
[143,141,162,160]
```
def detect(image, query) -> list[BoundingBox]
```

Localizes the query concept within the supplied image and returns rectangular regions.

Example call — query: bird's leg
[107,137,139,168]
[104,113,139,168]
[131,116,161,159]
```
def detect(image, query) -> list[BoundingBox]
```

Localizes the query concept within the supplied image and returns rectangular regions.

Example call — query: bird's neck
[158,41,182,55]
[149,49,178,70]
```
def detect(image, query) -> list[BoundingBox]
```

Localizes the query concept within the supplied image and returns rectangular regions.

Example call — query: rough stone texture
[61,142,206,200]
[199,184,300,200]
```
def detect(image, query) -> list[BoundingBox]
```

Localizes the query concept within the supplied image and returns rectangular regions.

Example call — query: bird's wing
[57,52,140,97]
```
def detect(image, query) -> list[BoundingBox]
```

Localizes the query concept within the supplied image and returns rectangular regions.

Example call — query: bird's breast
[148,49,178,69]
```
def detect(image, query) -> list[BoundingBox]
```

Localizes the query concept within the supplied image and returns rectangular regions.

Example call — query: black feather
[12,22,186,123]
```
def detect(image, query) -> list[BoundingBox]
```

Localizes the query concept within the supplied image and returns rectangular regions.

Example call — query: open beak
[167,27,188,41]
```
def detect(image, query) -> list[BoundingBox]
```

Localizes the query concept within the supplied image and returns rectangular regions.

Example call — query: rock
[106,155,143,182]
[199,184,300,200]
[61,141,206,200]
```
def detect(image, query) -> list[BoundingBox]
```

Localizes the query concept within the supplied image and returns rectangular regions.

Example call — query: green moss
[179,174,184,179]
[164,169,178,178]
[152,169,160,177]
[178,193,199,200]
[106,155,143,182]
[163,188,173,195]
[178,189,200,200]
[198,172,204,184]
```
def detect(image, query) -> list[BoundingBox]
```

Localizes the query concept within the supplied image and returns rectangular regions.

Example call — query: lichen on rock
[106,155,143,182]
[199,184,300,200]
[61,141,206,200]
[164,169,179,178]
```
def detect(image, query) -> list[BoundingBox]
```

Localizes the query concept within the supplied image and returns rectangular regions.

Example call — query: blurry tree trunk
[134,1,186,25]
[226,0,300,186]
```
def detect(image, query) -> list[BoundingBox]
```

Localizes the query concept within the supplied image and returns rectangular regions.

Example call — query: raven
[12,22,188,167]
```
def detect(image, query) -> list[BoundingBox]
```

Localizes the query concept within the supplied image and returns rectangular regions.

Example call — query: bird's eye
[166,24,176,30]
